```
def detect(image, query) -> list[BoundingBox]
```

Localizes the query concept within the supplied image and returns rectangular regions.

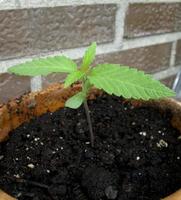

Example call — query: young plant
[8,42,175,147]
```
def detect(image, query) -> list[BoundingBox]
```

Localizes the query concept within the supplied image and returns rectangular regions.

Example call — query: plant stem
[83,100,94,147]
[82,76,94,147]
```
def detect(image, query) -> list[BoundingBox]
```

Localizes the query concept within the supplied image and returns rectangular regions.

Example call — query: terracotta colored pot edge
[0,83,181,200]
[0,83,101,142]
[162,189,181,200]
[0,190,16,200]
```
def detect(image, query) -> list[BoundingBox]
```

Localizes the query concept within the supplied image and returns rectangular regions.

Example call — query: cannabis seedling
[9,42,175,147]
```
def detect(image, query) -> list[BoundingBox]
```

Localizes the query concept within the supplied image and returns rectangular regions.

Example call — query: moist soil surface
[0,95,181,200]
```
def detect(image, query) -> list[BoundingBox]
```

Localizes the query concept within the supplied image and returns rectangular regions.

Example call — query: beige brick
[0,9,30,60]
[0,5,116,60]
[124,3,181,38]
[42,73,67,89]
[95,43,172,73]
[0,73,30,104]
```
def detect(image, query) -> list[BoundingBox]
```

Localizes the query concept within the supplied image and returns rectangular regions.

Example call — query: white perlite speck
[136,156,140,160]
[177,156,180,160]
[27,164,35,169]
[156,139,168,148]
[0,155,4,160]
[142,132,146,136]
[178,136,181,140]
[14,174,20,179]
[34,137,40,142]
[85,141,90,145]
[16,192,22,198]
[139,131,146,136]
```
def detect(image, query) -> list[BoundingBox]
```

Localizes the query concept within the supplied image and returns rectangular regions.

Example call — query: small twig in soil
[83,100,94,147]
[18,179,49,189]
[3,175,57,200]
[3,175,49,189]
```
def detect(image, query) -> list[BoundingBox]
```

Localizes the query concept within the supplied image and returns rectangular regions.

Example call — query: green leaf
[64,70,85,88]
[8,56,77,76]
[65,92,85,109]
[81,42,97,71]
[82,79,92,96]
[88,64,175,100]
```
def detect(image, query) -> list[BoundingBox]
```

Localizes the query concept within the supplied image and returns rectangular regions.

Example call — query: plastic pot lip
[0,83,181,200]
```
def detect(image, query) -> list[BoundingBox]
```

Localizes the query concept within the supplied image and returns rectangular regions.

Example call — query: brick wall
[0,0,181,104]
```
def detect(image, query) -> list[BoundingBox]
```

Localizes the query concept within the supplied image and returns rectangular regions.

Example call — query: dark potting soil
[0,95,181,200]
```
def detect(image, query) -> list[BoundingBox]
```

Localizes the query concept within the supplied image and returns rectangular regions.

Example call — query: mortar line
[122,32,181,50]
[153,65,181,80]
[30,76,42,92]
[130,0,181,3]
[169,41,177,68]
[0,0,122,10]
[114,0,129,48]
[0,0,181,10]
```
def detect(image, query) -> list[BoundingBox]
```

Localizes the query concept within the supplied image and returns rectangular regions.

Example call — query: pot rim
[0,83,181,200]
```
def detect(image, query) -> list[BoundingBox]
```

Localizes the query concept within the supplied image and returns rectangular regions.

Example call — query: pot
[0,83,180,200]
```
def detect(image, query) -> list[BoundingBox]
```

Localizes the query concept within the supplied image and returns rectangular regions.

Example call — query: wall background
[0,0,181,104]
